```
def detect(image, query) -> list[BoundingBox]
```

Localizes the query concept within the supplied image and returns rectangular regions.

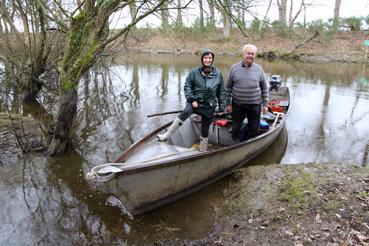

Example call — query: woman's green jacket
[184,66,226,118]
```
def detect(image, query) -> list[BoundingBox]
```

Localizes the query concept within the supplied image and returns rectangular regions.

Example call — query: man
[226,44,269,140]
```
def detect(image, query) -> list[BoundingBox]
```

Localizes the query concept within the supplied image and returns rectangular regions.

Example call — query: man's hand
[261,106,268,115]
[192,101,199,108]
[226,105,232,113]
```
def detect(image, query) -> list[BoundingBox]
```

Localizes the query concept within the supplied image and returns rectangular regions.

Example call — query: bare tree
[129,1,138,22]
[207,0,216,28]
[199,0,205,30]
[215,0,252,38]
[46,0,169,155]
[0,0,58,103]
[219,0,231,38]
[288,0,314,29]
[333,0,341,28]
[160,1,170,30]
[176,0,183,27]
[259,0,273,32]
[277,0,287,26]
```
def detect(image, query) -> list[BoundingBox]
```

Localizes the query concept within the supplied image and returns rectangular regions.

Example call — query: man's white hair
[242,44,257,53]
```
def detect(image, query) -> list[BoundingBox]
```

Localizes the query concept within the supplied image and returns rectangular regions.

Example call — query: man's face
[202,54,213,67]
[243,48,256,66]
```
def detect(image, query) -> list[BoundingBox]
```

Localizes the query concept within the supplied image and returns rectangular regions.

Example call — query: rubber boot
[157,117,183,141]
[199,137,208,152]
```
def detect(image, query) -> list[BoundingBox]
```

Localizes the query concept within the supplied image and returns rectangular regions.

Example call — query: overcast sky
[109,0,369,28]
[236,0,369,23]
[269,0,369,21]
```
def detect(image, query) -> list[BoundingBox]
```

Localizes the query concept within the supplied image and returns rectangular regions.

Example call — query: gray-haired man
[226,44,269,140]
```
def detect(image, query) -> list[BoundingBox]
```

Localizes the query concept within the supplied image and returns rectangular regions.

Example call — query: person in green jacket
[157,48,226,151]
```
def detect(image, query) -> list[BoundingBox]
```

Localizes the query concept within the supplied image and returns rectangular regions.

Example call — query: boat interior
[124,87,290,164]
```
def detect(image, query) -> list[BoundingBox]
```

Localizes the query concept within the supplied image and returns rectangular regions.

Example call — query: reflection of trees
[46,151,131,243]
[129,64,140,108]
[261,60,368,87]
[175,66,183,98]
[1,152,130,244]
[78,68,119,143]
[160,64,169,98]
[316,83,331,161]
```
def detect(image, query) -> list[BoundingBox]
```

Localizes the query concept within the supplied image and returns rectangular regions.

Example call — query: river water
[1,54,369,244]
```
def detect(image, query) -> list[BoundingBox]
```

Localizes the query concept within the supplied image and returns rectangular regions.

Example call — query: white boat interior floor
[124,141,201,164]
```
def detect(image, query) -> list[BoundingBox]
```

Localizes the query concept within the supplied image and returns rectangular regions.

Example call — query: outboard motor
[269,75,282,90]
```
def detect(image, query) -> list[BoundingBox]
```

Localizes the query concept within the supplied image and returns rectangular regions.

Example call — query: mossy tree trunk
[47,3,109,155]
[47,0,167,155]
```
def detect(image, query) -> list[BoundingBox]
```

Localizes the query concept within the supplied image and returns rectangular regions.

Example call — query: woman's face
[202,54,213,67]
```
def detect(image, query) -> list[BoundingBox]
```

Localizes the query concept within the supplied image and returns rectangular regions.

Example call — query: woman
[157,48,226,152]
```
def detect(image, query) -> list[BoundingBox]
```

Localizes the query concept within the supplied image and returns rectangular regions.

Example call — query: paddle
[147,110,182,118]
[147,110,230,118]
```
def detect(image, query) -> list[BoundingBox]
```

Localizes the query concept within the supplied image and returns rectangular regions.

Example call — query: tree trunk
[259,0,273,32]
[47,89,77,154]
[223,15,231,38]
[207,0,216,28]
[161,1,169,31]
[199,0,205,30]
[333,0,341,28]
[218,0,231,38]
[176,0,183,27]
[129,1,137,21]
[288,0,305,29]
[277,0,287,26]
[47,10,106,155]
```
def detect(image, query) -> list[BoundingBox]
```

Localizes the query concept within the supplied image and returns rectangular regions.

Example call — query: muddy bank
[198,164,369,245]
[123,30,369,63]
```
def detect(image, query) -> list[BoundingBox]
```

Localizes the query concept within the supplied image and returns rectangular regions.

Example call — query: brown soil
[124,29,369,63]
[199,164,369,245]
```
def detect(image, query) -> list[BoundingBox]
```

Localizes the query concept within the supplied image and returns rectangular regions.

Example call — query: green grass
[280,172,317,209]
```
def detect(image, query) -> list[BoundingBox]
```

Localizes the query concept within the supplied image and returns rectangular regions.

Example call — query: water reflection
[1,54,369,244]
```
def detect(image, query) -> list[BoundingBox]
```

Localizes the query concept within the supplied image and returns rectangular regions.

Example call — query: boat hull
[103,123,284,215]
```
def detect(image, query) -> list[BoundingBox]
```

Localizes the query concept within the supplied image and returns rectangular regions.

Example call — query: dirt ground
[124,29,369,63]
[196,164,369,245]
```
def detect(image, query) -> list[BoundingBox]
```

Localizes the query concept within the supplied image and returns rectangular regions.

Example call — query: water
[1,54,369,244]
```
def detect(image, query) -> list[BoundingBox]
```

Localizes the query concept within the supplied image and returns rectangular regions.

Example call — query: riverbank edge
[123,47,367,64]
[121,29,369,64]
[190,163,369,245]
